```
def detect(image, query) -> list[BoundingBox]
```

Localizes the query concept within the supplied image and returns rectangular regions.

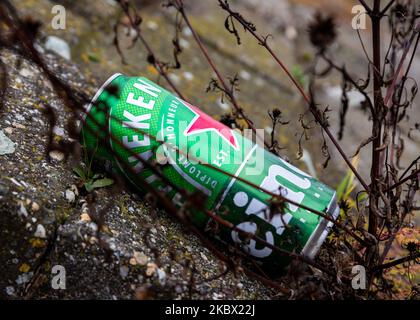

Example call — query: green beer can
[81,74,339,273]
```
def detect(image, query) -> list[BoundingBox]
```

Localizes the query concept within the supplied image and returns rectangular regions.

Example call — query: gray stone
[44,36,71,60]
[0,130,15,155]
[34,224,47,239]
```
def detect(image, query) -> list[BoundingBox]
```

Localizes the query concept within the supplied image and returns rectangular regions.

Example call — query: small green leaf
[291,64,306,88]
[356,191,368,203]
[336,173,351,201]
[87,53,101,63]
[73,166,86,180]
[84,181,94,192]
[91,178,114,189]
[92,173,101,179]
[336,155,360,202]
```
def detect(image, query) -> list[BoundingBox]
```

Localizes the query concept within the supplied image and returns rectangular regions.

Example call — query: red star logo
[179,99,239,150]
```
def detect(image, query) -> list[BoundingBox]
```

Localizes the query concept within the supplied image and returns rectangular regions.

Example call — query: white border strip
[161,115,211,196]
[214,144,258,210]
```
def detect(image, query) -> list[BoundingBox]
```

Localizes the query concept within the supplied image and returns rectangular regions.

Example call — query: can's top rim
[82,73,123,122]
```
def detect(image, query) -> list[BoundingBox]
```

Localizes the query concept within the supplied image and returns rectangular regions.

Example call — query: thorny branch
[165,0,270,150]
[215,0,419,296]
[217,0,370,192]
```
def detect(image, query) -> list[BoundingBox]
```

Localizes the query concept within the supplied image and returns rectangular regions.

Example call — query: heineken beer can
[81,74,339,273]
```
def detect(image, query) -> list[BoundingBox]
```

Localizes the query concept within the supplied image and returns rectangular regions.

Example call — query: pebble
[145,262,157,277]
[15,114,25,121]
[217,98,230,111]
[34,224,47,238]
[88,222,98,232]
[133,251,148,266]
[212,292,223,300]
[80,213,91,222]
[182,27,192,37]
[119,265,129,279]
[18,202,28,217]
[65,189,76,203]
[15,272,33,285]
[200,252,208,261]
[157,268,166,284]
[239,70,251,81]
[44,36,71,60]
[81,202,89,215]
[175,284,183,294]
[12,122,25,129]
[179,38,190,49]
[168,73,180,85]
[0,130,15,155]
[5,286,15,296]
[108,240,116,251]
[31,202,40,212]
[53,126,65,137]
[183,71,194,81]
[49,150,65,161]
[285,26,297,40]
[19,68,34,78]
[146,21,158,31]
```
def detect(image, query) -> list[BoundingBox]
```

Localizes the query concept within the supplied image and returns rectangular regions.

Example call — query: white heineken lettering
[171,192,183,207]
[121,79,163,175]
[122,110,151,129]
[261,164,309,212]
[126,92,155,110]
[128,150,153,173]
[133,79,161,97]
[231,163,310,258]
[232,221,274,258]
[245,198,292,235]
[166,133,176,140]
[122,134,150,149]
[126,79,160,110]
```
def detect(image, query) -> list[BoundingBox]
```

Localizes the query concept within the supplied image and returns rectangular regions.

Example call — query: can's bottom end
[301,202,340,260]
